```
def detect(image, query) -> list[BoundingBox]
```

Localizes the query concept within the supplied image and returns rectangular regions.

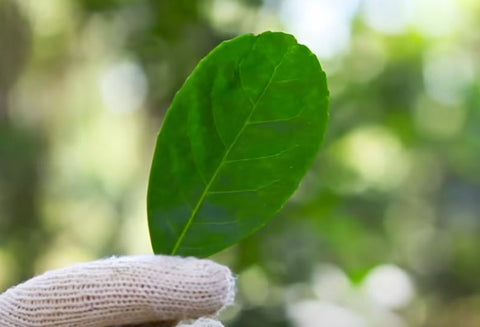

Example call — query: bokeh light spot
[423,47,474,105]
[414,96,467,139]
[362,0,414,34]
[289,300,368,327]
[238,265,270,306]
[334,126,410,191]
[100,61,148,113]
[281,0,360,59]
[362,264,414,309]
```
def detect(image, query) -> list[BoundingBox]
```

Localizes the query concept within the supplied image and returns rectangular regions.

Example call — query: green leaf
[147,31,329,257]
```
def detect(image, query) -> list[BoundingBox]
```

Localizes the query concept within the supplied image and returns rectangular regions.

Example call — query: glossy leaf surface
[147,31,329,256]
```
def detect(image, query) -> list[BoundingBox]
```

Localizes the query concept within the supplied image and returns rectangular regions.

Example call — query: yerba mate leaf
[147,31,329,256]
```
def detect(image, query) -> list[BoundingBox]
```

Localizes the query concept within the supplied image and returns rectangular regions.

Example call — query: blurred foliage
[0,0,479,326]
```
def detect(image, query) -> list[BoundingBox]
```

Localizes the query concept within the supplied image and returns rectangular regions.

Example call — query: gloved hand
[0,255,235,327]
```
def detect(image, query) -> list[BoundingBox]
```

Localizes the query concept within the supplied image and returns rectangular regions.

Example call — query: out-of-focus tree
[0,0,52,284]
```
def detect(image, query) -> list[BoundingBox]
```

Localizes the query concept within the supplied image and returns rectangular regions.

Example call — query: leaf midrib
[170,48,290,254]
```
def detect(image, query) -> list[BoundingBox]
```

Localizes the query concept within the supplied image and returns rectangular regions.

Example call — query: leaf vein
[224,144,299,163]
[247,101,309,125]
[247,115,300,125]
[192,220,238,226]
[208,179,281,195]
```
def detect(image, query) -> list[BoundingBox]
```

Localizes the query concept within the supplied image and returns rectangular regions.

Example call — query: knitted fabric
[0,255,235,327]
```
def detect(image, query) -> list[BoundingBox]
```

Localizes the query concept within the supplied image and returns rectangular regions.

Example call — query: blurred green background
[1,0,479,326]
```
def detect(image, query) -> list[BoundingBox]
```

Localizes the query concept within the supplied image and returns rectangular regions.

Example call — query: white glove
[0,255,235,327]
